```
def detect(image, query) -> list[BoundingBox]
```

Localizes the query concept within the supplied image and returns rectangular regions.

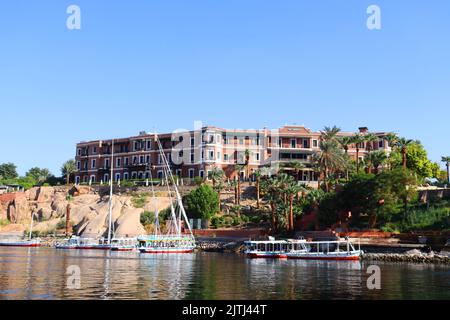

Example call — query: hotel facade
[74,125,391,187]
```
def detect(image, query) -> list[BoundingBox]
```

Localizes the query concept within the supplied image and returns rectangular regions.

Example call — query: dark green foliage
[184,184,219,220]
[0,163,18,180]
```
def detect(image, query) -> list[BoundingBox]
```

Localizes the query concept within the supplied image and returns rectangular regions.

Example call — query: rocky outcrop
[7,193,30,223]
[0,186,168,238]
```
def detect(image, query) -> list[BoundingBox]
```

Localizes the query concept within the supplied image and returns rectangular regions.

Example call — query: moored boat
[110,237,138,251]
[137,134,196,254]
[0,212,41,248]
[138,235,196,254]
[245,238,363,261]
[0,238,41,247]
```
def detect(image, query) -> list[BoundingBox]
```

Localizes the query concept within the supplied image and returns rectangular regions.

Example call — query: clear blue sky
[0,0,449,176]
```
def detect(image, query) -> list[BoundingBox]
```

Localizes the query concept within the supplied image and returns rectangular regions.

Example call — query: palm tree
[396,138,414,169]
[441,156,450,184]
[364,133,379,153]
[261,176,280,232]
[234,164,245,205]
[61,160,77,185]
[208,167,225,211]
[244,149,251,181]
[283,161,305,181]
[350,134,366,174]
[313,140,346,192]
[321,126,341,142]
[338,136,354,180]
[254,169,263,208]
[367,150,388,174]
[285,181,301,232]
[338,136,353,154]
[384,133,399,170]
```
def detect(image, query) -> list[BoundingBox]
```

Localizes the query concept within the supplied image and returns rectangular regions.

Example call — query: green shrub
[0,219,10,226]
[184,184,219,220]
[140,211,156,226]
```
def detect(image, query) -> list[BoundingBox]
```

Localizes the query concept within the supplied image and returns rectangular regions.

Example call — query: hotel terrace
[74,125,391,187]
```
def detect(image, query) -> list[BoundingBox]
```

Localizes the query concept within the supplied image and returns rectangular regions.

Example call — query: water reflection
[0,248,449,300]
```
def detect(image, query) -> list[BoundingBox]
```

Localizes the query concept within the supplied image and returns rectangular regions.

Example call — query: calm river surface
[0,247,449,300]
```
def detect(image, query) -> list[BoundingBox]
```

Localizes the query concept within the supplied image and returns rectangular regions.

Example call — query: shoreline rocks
[362,251,450,264]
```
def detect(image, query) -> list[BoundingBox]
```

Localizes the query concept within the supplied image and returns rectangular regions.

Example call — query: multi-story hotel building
[74,125,391,187]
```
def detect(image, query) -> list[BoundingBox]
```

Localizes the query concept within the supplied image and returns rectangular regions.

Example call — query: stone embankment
[362,249,450,264]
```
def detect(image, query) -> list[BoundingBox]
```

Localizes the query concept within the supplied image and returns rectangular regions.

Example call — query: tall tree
[367,150,388,174]
[208,167,225,212]
[442,156,450,184]
[26,167,52,183]
[396,137,414,169]
[350,134,366,174]
[313,140,346,192]
[321,126,341,142]
[384,132,399,170]
[0,163,18,180]
[61,160,77,185]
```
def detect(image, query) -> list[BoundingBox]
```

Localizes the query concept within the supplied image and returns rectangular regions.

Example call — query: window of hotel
[115,173,121,182]
[105,159,110,168]
[133,156,138,164]
[77,161,81,170]
[176,169,182,177]
[158,155,162,164]
[77,149,81,156]
[145,172,150,179]
[191,137,195,146]
[124,173,129,180]
[125,157,129,166]
[199,170,205,178]
[131,172,137,179]
[303,139,308,148]
[291,139,296,148]
[217,151,221,160]
[93,147,97,154]
[224,154,229,161]
[278,138,282,147]
[116,158,121,168]
[379,140,384,148]
[190,153,195,163]
[147,141,152,150]
[146,155,151,163]
[75,176,80,184]
[207,170,212,180]
[209,151,214,160]
[84,162,88,170]
[256,137,260,145]
[104,174,109,182]
[138,172,143,179]
[91,159,96,169]
[157,171,163,179]
[313,140,318,148]
[189,169,195,179]
[256,153,260,161]
[216,134,221,144]
[140,156,144,164]
[83,176,88,183]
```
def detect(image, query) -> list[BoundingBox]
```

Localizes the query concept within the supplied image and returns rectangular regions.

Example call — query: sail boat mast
[154,134,194,239]
[107,139,114,244]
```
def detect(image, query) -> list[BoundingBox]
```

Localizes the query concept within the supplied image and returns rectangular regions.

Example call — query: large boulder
[7,194,31,223]
[36,187,55,203]
[114,207,146,237]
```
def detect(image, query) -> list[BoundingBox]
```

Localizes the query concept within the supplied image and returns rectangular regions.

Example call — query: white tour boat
[245,238,363,261]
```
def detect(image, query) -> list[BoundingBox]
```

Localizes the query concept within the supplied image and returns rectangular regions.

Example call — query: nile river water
[0,247,449,300]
